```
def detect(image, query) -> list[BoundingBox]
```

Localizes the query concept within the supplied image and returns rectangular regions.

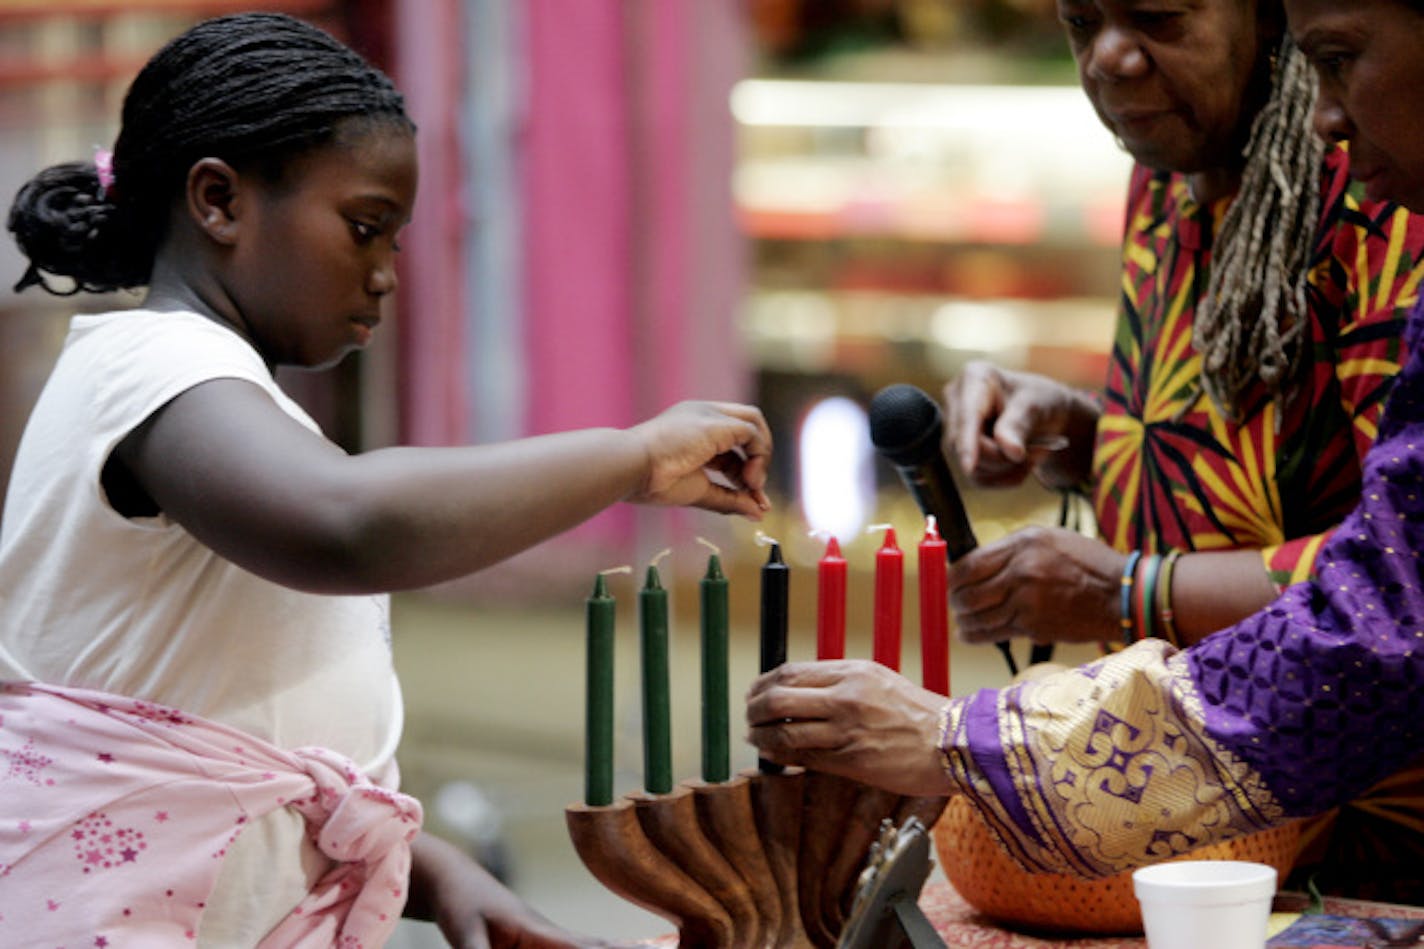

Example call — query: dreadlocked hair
[6,12,412,295]
[1190,32,1323,423]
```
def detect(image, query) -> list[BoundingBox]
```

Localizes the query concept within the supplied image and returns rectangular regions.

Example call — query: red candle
[815,534,847,660]
[918,516,950,696]
[872,525,903,670]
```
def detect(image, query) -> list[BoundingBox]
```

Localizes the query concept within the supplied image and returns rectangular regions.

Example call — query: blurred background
[0,0,1125,941]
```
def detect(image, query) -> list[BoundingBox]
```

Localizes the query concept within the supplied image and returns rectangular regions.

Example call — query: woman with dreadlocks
[751,0,1424,905]
[0,12,770,947]
[922,0,1424,901]
[946,1,1421,667]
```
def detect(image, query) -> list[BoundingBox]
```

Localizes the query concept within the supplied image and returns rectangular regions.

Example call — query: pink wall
[520,1,638,436]
[393,0,751,582]
[392,0,469,447]
[521,0,751,562]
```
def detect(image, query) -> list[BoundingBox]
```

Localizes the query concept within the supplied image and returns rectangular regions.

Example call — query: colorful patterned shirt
[1093,146,1424,589]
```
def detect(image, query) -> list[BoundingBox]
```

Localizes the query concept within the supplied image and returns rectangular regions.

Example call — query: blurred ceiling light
[731,79,1087,133]
[744,290,839,370]
[929,299,1030,353]
[730,79,1132,200]
[799,396,875,542]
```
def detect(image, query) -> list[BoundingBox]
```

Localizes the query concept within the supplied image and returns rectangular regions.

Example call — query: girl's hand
[946,526,1125,645]
[745,660,954,798]
[626,401,773,518]
[437,902,630,949]
[409,833,637,949]
[942,361,1098,490]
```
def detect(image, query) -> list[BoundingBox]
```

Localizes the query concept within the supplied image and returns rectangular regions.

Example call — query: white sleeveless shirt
[0,309,404,941]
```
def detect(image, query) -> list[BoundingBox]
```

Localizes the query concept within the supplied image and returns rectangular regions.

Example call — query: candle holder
[566,768,948,948]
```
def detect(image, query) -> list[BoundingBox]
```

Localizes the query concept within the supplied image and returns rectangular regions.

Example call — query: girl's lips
[351,317,378,346]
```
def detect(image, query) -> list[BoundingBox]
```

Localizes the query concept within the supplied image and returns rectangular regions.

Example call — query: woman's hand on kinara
[626,400,773,519]
[745,659,955,798]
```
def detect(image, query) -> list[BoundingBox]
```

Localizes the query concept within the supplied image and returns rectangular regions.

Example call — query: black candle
[758,539,789,775]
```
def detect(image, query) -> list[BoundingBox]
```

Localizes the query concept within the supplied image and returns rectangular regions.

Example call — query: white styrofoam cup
[1132,860,1277,949]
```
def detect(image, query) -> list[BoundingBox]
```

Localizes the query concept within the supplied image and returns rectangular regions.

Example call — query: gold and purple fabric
[943,300,1424,898]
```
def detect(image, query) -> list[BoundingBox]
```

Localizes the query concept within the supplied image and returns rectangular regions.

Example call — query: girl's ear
[185,158,243,246]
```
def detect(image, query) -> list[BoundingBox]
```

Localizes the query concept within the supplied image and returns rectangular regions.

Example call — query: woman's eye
[350,220,378,242]
[1131,10,1183,34]
[1315,52,1352,76]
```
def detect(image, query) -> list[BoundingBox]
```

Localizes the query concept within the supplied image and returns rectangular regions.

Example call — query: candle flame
[754,530,780,548]
[695,536,722,556]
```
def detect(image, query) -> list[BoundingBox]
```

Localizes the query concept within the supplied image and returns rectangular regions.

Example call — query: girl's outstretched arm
[111,378,772,593]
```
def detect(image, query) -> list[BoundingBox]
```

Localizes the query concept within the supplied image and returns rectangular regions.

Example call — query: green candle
[700,552,730,783]
[584,573,615,806]
[640,563,673,794]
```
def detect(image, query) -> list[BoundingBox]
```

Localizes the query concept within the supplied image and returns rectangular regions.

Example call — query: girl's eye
[350,220,379,243]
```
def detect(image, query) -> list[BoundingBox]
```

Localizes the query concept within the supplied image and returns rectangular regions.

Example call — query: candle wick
[866,522,892,533]
[695,536,721,556]
[650,547,672,569]
[599,565,633,577]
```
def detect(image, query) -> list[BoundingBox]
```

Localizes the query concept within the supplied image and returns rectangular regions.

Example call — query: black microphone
[868,383,1022,677]
[868,384,977,558]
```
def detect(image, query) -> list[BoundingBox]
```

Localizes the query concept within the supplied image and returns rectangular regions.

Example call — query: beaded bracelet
[1137,554,1161,645]
[1119,550,1142,646]
[1157,549,1183,647]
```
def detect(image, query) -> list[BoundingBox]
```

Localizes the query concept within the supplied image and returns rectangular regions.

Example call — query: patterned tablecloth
[648,879,1424,947]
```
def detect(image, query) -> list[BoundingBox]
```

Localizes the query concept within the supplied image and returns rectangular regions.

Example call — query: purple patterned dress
[941,296,1424,901]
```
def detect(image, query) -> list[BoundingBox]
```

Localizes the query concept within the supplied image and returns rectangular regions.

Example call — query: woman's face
[1287,0,1424,212]
[1057,0,1273,175]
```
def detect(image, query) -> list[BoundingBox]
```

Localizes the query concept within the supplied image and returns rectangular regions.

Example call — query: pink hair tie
[94,147,115,198]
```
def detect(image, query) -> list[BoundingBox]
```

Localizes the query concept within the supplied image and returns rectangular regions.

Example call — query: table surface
[650,878,1424,947]
[920,880,1424,948]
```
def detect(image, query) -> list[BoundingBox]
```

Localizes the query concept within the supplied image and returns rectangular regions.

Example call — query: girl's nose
[1085,27,1149,82]
[368,258,398,297]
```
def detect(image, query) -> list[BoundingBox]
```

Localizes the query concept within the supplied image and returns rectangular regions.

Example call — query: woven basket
[933,796,1301,935]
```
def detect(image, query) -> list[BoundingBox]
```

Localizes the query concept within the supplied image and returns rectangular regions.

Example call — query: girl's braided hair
[7,12,413,296]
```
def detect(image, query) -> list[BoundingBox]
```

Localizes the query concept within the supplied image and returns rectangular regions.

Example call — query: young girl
[0,12,770,947]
